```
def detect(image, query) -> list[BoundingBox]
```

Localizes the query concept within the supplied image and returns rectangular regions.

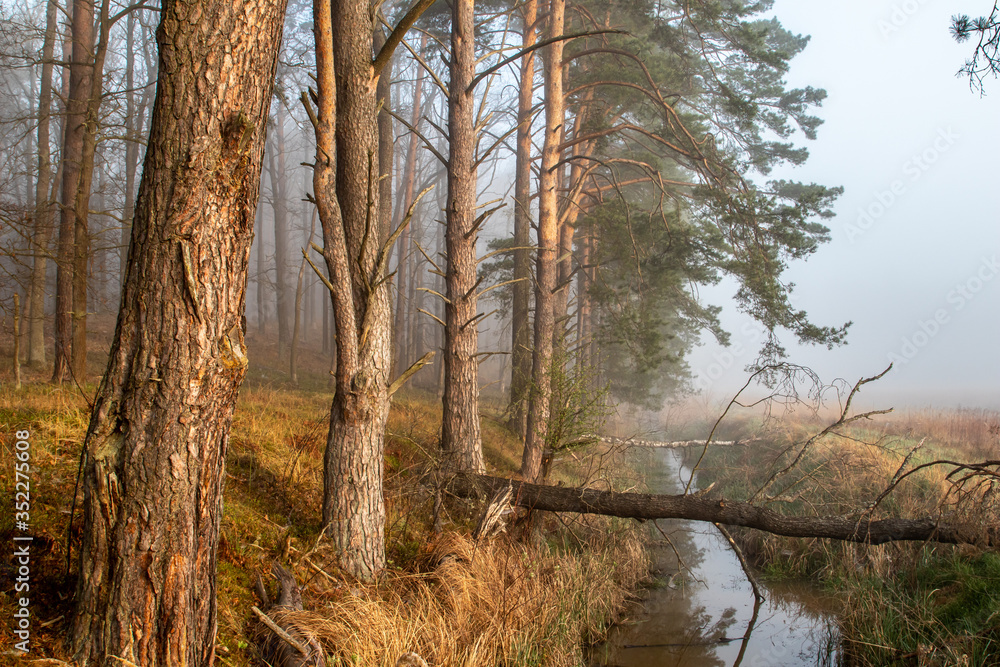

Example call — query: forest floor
[0,323,650,666]
[3,320,999,665]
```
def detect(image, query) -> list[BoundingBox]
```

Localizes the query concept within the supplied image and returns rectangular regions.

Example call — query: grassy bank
[0,341,649,665]
[690,407,1000,666]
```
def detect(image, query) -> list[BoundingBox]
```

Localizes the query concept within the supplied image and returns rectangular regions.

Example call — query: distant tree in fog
[514,0,849,482]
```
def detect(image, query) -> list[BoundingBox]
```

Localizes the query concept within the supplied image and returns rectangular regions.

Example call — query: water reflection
[590,449,840,667]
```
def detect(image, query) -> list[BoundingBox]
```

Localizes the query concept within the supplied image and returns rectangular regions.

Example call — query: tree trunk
[289,259,305,384]
[119,9,153,293]
[551,88,595,351]
[52,0,93,383]
[409,211,425,373]
[70,0,286,663]
[406,222,420,360]
[441,0,485,473]
[27,0,58,368]
[305,260,315,335]
[93,169,109,311]
[69,0,113,381]
[24,89,35,210]
[451,473,999,547]
[435,183,446,396]
[305,255,314,332]
[267,107,291,352]
[13,294,21,390]
[552,211,573,344]
[522,0,565,483]
[290,210,315,384]
[256,205,266,335]
[375,20,394,249]
[310,0,394,580]
[321,282,329,353]
[391,44,426,378]
[508,0,537,440]
[49,0,73,375]
[576,230,592,372]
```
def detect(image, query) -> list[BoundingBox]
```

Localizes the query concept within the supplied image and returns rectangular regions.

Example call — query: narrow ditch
[590,447,841,667]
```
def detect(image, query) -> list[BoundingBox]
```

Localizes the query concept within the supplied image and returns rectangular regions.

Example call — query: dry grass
[257,529,647,667]
[691,407,1000,666]
[0,339,651,665]
[0,383,93,664]
[881,407,1000,460]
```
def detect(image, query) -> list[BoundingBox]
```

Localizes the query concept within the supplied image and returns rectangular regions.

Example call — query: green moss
[925,552,1000,631]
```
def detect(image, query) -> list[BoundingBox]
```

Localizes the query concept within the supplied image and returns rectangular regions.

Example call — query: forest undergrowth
[689,406,1000,666]
[0,334,650,666]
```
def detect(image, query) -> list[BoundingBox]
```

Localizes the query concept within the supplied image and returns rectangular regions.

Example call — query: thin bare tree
[303,0,434,579]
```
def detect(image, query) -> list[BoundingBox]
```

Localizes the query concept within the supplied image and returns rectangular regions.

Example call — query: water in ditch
[589,447,841,667]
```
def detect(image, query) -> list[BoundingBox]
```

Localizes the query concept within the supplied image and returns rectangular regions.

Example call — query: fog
[686,1,1000,411]
[1,0,995,412]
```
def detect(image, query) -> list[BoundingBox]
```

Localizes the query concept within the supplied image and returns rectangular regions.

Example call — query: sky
[684,0,1000,412]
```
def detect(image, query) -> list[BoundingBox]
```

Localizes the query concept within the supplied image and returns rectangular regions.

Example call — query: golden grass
[693,413,991,571]
[218,386,652,666]
[0,360,650,666]
[255,529,647,667]
[881,407,1000,460]
[690,407,1000,665]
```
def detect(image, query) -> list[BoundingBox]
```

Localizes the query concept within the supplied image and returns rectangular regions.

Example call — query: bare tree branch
[373,0,437,79]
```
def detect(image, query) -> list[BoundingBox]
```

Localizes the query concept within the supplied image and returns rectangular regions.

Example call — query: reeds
[690,407,1000,666]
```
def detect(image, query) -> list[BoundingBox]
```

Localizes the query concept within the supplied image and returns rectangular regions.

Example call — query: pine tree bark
[508,0,537,439]
[522,0,565,483]
[27,0,58,368]
[70,0,286,663]
[441,0,485,473]
[309,0,394,580]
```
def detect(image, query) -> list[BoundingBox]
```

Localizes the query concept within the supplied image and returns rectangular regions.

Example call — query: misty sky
[685,0,1000,411]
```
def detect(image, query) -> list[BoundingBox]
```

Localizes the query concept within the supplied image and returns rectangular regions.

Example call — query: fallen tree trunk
[450,473,998,547]
[597,435,756,449]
